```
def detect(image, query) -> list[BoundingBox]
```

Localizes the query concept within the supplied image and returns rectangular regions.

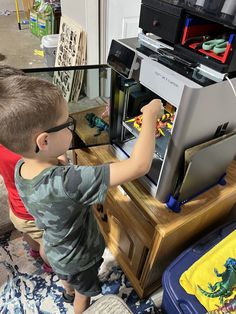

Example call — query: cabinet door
[95,187,153,279]
[108,209,148,278]
[24,65,111,149]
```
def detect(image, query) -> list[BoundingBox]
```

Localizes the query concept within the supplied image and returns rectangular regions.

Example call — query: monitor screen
[107,40,136,78]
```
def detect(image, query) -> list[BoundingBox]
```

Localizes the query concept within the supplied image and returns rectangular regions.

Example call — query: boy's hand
[140,99,163,118]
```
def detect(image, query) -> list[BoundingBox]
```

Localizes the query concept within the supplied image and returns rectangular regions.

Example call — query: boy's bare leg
[74,290,90,314]
[23,233,40,251]
[23,233,51,268]
[39,244,51,266]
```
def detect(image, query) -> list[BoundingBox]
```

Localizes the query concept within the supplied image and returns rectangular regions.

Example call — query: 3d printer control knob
[153,20,159,27]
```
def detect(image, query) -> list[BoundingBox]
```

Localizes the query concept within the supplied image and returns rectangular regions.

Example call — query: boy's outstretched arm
[109,99,163,187]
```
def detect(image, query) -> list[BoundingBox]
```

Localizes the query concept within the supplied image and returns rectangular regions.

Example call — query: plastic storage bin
[41,34,59,67]
[161,220,236,314]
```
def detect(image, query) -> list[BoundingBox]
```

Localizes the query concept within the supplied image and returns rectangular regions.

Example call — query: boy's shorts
[9,209,43,244]
[57,258,104,297]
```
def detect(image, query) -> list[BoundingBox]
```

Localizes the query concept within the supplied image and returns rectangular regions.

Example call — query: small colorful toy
[85,113,109,136]
[128,112,174,137]
[198,257,236,304]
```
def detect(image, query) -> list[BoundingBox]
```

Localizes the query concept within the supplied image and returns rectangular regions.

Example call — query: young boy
[0,65,52,272]
[0,75,162,314]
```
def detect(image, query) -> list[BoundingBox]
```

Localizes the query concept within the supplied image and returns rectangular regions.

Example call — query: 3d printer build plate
[123,113,174,160]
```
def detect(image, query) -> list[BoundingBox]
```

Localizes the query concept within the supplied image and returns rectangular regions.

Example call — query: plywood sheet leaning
[53,15,87,102]
[71,31,87,102]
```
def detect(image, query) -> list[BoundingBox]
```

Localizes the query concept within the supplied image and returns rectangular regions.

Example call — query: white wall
[61,0,141,64]
[60,0,99,64]
[60,0,86,29]
[104,0,141,61]
[60,0,141,98]
[106,0,141,42]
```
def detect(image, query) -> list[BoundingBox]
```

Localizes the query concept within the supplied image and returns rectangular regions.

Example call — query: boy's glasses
[35,116,76,153]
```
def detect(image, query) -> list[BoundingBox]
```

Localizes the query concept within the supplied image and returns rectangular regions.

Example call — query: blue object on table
[166,173,226,213]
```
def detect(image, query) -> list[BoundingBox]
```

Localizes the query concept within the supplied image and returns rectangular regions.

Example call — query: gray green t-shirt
[15,160,110,276]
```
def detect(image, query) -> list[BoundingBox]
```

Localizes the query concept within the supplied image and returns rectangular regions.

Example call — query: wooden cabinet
[73,145,236,298]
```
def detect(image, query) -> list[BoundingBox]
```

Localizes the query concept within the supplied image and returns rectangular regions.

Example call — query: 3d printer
[107,0,236,211]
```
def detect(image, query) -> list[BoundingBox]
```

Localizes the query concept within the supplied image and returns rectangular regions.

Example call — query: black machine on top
[140,0,236,28]
[139,0,236,74]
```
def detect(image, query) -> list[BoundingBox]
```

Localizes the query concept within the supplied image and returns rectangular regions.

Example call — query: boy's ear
[36,133,49,152]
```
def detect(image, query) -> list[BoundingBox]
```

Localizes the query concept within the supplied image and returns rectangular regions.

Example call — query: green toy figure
[85,113,109,136]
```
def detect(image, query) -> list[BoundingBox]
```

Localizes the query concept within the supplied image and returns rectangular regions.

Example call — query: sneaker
[62,291,75,304]
[29,249,41,259]
[42,263,53,273]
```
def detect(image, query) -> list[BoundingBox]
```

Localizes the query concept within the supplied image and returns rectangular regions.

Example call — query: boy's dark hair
[0,65,25,79]
[0,75,64,154]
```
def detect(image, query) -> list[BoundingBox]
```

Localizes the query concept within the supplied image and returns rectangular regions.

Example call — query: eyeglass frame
[35,115,76,153]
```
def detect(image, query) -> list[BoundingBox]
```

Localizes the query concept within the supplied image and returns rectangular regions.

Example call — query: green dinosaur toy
[198,258,236,304]
[206,295,236,313]
[85,113,109,136]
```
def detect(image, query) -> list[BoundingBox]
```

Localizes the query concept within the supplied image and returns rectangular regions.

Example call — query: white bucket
[41,34,59,67]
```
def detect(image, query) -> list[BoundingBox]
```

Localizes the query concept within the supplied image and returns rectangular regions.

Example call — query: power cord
[226,75,236,98]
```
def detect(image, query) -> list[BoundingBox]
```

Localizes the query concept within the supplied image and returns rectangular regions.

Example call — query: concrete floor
[0,12,46,69]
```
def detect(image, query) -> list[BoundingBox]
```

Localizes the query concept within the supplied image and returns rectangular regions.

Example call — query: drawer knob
[153,20,159,27]
[97,204,103,213]
[101,213,108,222]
